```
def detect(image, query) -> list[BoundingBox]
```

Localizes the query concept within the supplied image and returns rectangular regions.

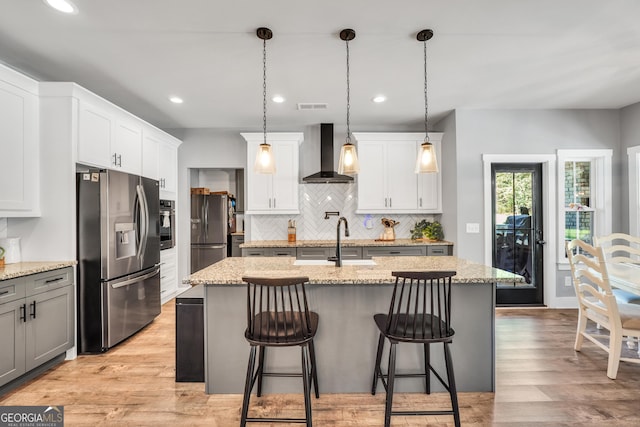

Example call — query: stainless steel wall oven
[160,199,175,250]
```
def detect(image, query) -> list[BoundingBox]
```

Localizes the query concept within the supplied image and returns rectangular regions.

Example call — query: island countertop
[240,238,453,249]
[186,256,522,286]
[0,261,77,281]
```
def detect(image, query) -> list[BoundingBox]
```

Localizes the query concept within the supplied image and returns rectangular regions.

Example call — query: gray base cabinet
[362,245,427,258]
[0,267,74,388]
[243,244,451,259]
[242,247,296,257]
[296,246,363,260]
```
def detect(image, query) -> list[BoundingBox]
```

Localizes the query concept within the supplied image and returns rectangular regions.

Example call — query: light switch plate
[466,223,480,233]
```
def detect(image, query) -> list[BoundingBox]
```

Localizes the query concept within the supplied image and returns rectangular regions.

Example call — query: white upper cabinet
[242,132,302,215]
[78,99,143,175]
[142,131,161,180]
[142,127,179,196]
[353,132,442,214]
[0,64,40,216]
[113,115,142,175]
[158,139,178,194]
[42,83,180,184]
[78,99,113,169]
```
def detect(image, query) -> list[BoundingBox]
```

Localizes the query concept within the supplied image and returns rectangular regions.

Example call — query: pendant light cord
[423,38,429,138]
[346,37,351,144]
[263,38,267,145]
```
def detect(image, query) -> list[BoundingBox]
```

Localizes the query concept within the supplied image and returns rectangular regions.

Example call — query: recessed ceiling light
[272,95,285,103]
[43,0,78,14]
[372,95,387,103]
[169,96,184,104]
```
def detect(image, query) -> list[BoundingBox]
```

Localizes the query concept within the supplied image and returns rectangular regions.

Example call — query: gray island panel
[187,256,521,394]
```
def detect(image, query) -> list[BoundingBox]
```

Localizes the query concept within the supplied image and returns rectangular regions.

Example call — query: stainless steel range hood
[302,123,354,184]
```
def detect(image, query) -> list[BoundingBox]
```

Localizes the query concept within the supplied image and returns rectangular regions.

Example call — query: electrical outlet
[564,276,573,287]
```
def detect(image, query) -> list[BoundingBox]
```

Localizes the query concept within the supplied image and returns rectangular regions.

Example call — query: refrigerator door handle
[204,197,209,242]
[136,184,149,260]
[110,266,160,289]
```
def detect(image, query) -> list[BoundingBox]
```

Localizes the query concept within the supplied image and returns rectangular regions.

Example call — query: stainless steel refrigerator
[76,169,161,353]
[191,193,229,273]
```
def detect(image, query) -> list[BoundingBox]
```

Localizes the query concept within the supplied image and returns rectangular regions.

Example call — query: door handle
[30,301,36,319]
[537,240,546,245]
[111,267,160,289]
[20,304,26,322]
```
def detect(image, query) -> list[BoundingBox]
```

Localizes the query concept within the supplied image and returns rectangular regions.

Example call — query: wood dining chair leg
[256,346,266,397]
[424,343,431,394]
[607,329,622,379]
[308,339,320,398]
[371,333,385,395]
[384,343,397,427]
[574,313,587,351]
[240,345,257,427]
[301,344,313,427]
[444,342,461,427]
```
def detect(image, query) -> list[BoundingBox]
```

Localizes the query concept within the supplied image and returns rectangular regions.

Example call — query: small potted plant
[0,246,5,268]
[424,221,444,241]
[410,220,444,242]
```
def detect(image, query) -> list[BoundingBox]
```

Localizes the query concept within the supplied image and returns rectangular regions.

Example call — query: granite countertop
[0,261,77,281]
[240,238,453,249]
[185,256,523,286]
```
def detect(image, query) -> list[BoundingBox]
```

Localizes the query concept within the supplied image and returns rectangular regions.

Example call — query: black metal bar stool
[240,276,319,426]
[371,270,460,427]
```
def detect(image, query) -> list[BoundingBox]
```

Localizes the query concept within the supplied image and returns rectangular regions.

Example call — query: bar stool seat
[371,270,460,427]
[240,276,319,427]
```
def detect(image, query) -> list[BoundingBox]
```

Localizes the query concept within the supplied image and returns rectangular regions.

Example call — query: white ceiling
[1,0,639,131]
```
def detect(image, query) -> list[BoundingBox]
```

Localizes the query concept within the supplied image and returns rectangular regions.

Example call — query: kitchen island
[186,256,522,394]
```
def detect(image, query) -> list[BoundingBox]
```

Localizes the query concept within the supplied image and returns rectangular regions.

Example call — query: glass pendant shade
[338,142,360,174]
[415,140,439,173]
[254,142,276,174]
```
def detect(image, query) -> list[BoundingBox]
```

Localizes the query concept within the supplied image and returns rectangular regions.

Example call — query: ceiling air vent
[297,103,328,110]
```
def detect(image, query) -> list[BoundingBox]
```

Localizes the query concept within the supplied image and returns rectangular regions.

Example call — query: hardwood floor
[2,304,640,426]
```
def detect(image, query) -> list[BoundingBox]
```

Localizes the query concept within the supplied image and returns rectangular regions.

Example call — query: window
[557,150,612,264]
[628,145,640,236]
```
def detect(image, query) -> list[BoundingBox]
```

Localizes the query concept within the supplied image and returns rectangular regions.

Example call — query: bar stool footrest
[391,409,456,416]
[245,417,308,423]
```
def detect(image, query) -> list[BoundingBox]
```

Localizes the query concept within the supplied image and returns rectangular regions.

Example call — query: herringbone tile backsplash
[250,184,439,241]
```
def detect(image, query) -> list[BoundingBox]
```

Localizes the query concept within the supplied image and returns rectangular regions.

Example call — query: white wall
[452,108,621,304]
[620,102,640,232]
[171,128,247,286]
[8,96,77,262]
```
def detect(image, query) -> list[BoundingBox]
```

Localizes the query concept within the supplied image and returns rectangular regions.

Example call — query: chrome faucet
[328,217,350,266]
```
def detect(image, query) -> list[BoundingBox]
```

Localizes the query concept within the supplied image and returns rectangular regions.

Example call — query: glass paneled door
[492,164,544,306]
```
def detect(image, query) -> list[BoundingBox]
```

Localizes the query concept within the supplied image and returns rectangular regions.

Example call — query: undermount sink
[293,259,377,266]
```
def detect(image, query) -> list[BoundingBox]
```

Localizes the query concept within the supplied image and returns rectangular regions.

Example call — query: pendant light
[338,28,360,175]
[254,27,276,174]
[415,29,439,174]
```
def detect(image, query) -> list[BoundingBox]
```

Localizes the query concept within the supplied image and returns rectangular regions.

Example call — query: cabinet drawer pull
[0,290,9,296]
[45,277,64,284]
[390,251,401,254]
[30,301,37,319]
[275,252,289,256]
[20,304,26,322]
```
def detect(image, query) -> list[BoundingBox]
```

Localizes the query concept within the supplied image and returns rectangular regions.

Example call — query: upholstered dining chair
[566,239,640,379]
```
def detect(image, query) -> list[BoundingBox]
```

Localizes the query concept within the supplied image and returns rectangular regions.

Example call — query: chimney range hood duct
[303,123,354,184]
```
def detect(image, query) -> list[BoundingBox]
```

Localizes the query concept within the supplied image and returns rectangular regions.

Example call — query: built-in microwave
[159,199,175,250]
